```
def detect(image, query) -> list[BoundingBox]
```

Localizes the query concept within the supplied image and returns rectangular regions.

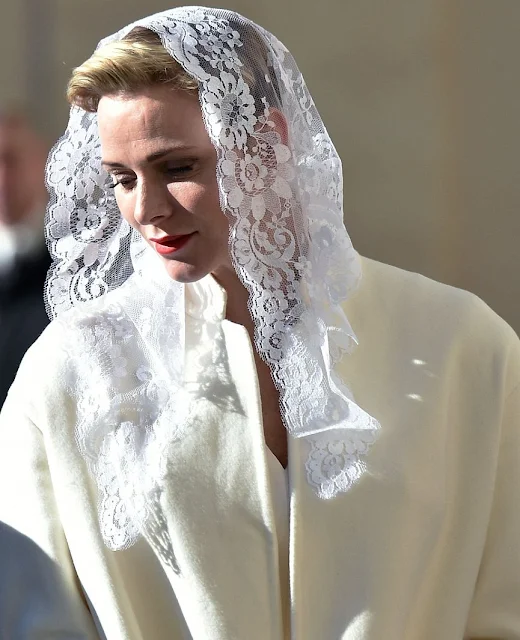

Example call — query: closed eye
[107,161,197,191]
[165,164,195,178]
[108,176,135,191]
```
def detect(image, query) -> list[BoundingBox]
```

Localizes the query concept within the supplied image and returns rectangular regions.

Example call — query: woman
[0,7,519,639]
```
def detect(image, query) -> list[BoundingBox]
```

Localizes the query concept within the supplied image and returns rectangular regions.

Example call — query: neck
[212,265,253,332]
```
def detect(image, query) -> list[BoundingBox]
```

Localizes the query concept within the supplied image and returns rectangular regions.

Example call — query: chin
[162,260,210,284]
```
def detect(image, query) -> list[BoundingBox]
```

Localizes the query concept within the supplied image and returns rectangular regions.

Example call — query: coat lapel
[157,301,285,640]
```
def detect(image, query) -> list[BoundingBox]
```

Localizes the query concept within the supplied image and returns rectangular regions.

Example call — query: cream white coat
[0,257,519,639]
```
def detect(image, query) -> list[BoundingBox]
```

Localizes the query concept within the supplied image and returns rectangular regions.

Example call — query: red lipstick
[151,233,195,255]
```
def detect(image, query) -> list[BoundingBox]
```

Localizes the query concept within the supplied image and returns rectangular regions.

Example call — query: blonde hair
[67,28,199,112]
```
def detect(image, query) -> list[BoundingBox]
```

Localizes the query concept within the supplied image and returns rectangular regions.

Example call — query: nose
[133,179,173,227]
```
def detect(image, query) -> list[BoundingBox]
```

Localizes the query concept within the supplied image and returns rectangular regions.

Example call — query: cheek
[169,181,224,222]
[114,193,137,227]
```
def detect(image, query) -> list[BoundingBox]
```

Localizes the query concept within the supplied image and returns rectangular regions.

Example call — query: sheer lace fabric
[45,7,380,552]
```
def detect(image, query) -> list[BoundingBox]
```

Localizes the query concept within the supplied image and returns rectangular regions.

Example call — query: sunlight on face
[97,85,232,283]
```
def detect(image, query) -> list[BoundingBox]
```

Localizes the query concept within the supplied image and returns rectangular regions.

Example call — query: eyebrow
[101,146,198,169]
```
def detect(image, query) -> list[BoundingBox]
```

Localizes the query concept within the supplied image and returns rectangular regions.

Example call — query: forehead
[97,85,209,158]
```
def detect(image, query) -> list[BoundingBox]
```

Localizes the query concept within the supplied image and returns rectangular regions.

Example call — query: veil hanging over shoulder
[44,7,380,554]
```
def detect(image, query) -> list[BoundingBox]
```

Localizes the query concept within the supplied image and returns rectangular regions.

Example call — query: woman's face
[98,84,232,283]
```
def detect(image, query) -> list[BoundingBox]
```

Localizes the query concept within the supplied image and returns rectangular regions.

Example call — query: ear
[265,108,289,146]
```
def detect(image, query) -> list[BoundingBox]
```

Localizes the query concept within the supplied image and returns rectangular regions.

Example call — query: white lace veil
[45,7,380,555]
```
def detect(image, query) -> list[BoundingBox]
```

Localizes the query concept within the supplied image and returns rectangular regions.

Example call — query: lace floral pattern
[206,73,257,149]
[45,8,381,552]
[45,109,132,316]
[306,429,379,499]
[57,268,188,555]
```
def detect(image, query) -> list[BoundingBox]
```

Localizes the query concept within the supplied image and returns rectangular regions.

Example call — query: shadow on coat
[0,521,102,639]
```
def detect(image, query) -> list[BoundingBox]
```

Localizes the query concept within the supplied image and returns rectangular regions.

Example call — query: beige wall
[0,1,25,108]
[2,0,519,330]
[455,1,520,331]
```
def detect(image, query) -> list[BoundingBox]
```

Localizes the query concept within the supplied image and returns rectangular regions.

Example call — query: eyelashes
[107,164,196,191]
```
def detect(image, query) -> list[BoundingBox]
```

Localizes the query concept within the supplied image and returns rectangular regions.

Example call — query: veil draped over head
[45,6,380,554]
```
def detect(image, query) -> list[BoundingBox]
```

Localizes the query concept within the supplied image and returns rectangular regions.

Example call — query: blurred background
[0,0,518,397]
